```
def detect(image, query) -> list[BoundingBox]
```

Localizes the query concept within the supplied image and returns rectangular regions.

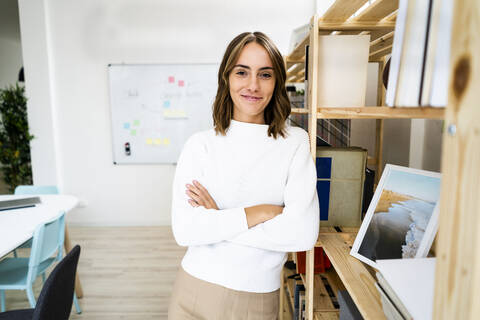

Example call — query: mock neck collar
[226,119,270,137]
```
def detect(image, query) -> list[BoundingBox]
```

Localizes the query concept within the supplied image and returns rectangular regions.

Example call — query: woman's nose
[247,75,259,92]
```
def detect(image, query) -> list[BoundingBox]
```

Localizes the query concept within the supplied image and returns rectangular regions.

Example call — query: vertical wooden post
[279,267,285,320]
[64,226,83,298]
[306,14,319,320]
[434,0,480,318]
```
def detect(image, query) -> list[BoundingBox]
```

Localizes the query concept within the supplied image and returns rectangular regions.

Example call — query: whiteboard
[108,64,218,164]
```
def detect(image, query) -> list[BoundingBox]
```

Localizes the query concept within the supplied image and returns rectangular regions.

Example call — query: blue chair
[0,213,81,314]
[13,185,60,257]
[14,186,59,196]
[12,185,81,314]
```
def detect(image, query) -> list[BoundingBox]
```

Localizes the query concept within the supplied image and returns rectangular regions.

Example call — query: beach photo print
[350,164,441,268]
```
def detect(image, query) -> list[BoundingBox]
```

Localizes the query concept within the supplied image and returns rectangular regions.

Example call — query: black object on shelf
[338,290,364,320]
[362,168,375,219]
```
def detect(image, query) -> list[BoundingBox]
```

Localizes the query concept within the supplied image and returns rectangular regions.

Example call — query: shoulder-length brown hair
[212,32,291,139]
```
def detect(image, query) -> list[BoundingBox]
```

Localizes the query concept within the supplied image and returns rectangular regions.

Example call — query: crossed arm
[171,133,319,252]
[185,180,284,229]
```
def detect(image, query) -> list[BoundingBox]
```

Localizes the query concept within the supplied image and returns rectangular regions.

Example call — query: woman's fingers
[186,181,219,210]
[192,181,214,203]
[193,180,208,195]
[186,183,203,197]
[186,190,203,205]
[188,199,199,207]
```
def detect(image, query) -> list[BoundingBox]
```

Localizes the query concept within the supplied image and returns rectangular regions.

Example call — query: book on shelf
[387,0,450,108]
[394,0,432,107]
[299,290,306,320]
[316,147,367,227]
[420,0,453,107]
[385,0,409,107]
[294,282,305,320]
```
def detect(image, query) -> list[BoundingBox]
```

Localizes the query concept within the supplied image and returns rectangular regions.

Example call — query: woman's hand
[186,180,219,210]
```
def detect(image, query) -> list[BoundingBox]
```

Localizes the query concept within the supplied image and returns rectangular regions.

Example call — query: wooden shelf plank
[321,0,368,22]
[287,62,305,77]
[353,0,399,22]
[314,311,340,320]
[369,31,394,54]
[318,21,395,32]
[318,234,385,320]
[316,229,358,248]
[316,107,445,119]
[369,29,395,42]
[289,34,310,61]
[384,10,398,21]
[291,108,309,114]
[369,45,393,61]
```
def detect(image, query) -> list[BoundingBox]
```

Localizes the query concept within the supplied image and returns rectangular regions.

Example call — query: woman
[168,31,319,319]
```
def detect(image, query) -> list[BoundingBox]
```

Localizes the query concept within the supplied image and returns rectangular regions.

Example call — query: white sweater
[171,119,319,293]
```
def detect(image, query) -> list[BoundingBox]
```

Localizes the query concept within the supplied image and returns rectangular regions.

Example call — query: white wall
[409,119,443,171]
[18,0,315,226]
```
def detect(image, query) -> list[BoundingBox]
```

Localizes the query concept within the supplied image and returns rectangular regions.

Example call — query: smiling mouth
[241,94,262,102]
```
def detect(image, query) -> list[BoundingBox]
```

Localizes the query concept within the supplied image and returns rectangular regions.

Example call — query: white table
[0,194,78,259]
[0,194,84,298]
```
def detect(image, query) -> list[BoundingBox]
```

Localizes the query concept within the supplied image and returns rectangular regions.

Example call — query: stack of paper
[376,258,436,320]
[316,35,370,108]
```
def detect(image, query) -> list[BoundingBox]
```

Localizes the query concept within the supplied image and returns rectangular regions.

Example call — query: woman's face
[229,42,275,124]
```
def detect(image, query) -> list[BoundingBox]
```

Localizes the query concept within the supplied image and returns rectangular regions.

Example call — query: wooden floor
[4,226,292,319]
[4,226,186,319]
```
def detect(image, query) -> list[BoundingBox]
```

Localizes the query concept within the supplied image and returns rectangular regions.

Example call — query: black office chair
[0,245,81,320]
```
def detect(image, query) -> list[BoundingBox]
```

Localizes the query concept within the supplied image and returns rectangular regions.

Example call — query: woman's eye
[236,70,247,76]
[260,73,272,79]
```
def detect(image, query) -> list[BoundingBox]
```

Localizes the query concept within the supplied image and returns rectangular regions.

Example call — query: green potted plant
[0,84,34,193]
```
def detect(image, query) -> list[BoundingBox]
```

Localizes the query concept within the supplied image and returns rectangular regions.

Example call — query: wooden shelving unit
[283,0,480,319]
[291,106,445,119]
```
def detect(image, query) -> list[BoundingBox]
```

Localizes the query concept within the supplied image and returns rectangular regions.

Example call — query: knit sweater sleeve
[228,130,320,252]
[171,133,249,247]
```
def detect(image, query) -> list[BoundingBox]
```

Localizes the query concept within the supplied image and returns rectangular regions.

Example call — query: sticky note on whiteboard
[178,80,184,87]
[168,76,175,83]
[163,109,187,119]
[154,138,162,145]
[146,138,153,145]
[164,138,171,145]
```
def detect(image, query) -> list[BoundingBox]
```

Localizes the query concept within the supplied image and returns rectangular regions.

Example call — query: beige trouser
[168,267,279,320]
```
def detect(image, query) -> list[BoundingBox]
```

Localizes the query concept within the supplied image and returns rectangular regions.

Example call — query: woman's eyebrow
[234,64,273,71]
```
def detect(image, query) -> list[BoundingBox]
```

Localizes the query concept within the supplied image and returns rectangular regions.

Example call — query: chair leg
[0,290,5,312]
[26,287,36,308]
[73,293,82,314]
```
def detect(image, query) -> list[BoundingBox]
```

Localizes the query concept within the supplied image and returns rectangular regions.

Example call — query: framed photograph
[350,164,441,268]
